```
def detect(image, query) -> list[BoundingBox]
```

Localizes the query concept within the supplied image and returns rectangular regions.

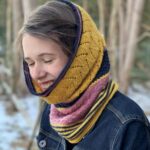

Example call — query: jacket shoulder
[107,91,149,125]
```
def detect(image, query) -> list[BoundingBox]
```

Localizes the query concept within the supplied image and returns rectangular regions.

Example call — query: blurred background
[0,0,150,149]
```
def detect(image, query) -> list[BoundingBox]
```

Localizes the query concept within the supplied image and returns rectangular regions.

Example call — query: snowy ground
[0,83,150,150]
[128,83,150,120]
[0,95,40,150]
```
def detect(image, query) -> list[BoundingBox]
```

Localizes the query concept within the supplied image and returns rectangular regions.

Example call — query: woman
[17,0,150,149]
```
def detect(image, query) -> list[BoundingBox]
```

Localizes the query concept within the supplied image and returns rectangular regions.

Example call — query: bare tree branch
[142,24,150,31]
[137,32,150,42]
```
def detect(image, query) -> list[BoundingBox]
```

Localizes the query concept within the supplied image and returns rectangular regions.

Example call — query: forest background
[0,0,150,150]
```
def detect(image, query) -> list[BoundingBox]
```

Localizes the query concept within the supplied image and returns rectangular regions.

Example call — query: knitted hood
[23,1,107,104]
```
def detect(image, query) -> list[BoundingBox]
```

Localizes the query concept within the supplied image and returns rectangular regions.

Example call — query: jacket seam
[110,120,150,150]
[107,104,148,125]
[39,128,61,142]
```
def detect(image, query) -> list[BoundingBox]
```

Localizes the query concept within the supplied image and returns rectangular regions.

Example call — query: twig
[137,32,150,42]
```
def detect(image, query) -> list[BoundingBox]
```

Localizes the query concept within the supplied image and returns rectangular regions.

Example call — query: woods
[0,0,149,95]
[1,0,149,95]
[0,0,150,150]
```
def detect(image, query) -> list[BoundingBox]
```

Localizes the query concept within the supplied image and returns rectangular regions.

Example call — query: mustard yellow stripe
[51,119,83,127]
[52,124,78,132]
[66,82,117,140]
[52,77,111,138]
[61,81,114,138]
[85,81,117,122]
[52,81,118,143]
[54,129,74,137]
[69,83,118,143]
[88,80,113,114]
[61,91,107,137]
[52,79,112,129]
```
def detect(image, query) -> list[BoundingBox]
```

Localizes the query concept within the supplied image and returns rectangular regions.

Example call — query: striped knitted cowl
[23,0,118,144]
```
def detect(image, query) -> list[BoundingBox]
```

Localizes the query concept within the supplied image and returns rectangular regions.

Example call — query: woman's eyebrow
[24,53,55,60]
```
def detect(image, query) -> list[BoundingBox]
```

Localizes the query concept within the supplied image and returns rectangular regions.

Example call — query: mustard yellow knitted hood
[23,1,107,104]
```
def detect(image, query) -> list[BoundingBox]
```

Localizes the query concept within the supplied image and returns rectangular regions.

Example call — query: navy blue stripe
[95,49,110,79]
[55,92,84,108]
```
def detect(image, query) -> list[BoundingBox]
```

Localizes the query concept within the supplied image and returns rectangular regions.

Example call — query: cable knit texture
[24,1,119,144]
[33,4,106,104]
[49,4,118,143]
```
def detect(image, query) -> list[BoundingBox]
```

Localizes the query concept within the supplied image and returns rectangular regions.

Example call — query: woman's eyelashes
[25,58,54,67]
[43,58,54,63]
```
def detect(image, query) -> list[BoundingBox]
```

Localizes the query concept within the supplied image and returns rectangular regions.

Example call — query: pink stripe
[50,76,109,125]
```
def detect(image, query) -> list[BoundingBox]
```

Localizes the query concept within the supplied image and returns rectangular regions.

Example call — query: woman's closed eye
[42,58,55,64]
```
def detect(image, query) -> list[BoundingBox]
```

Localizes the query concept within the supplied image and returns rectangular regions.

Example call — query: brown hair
[17,1,77,56]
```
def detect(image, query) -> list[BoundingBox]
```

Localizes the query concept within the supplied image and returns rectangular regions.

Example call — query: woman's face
[22,34,68,91]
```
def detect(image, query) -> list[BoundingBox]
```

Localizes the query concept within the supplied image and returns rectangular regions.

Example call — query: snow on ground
[0,83,150,150]
[128,83,150,120]
[0,95,39,150]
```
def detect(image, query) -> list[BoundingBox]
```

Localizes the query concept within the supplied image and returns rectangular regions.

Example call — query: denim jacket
[36,91,150,150]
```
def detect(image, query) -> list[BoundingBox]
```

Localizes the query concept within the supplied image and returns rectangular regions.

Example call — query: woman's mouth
[38,80,54,90]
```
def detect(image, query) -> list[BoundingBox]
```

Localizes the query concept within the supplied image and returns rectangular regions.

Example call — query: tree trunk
[107,0,119,80]
[12,0,24,93]
[3,0,13,94]
[119,0,145,93]
[118,0,125,81]
[97,0,105,36]
[22,0,38,22]
[11,0,38,94]
[82,0,88,12]
[6,0,12,68]
[12,0,23,40]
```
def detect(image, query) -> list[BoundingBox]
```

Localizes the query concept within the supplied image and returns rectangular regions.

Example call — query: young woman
[17,0,150,149]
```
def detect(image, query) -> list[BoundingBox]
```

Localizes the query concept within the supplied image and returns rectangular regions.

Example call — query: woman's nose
[30,64,46,80]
